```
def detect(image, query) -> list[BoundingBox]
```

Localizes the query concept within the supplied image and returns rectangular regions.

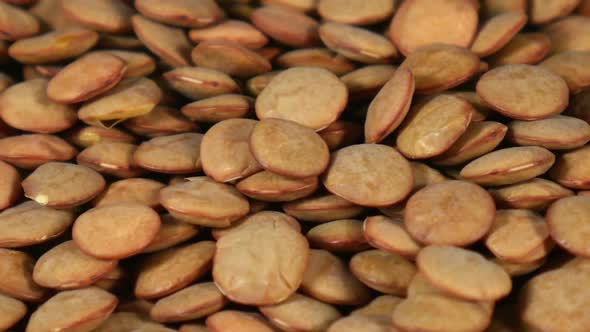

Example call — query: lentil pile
[1,0,590,331]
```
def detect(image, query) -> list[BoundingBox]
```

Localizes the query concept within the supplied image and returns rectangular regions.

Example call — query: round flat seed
[66,126,137,148]
[0,160,20,211]
[135,0,224,28]
[477,64,569,120]
[406,272,497,312]
[251,5,319,47]
[124,105,197,137]
[163,67,240,100]
[389,0,479,56]
[29,0,80,31]
[489,33,552,66]
[418,245,511,301]
[0,79,77,134]
[47,52,127,104]
[94,178,165,208]
[257,46,284,62]
[247,71,280,96]
[319,22,398,64]
[483,0,527,17]
[98,34,143,50]
[262,0,316,12]
[0,134,77,169]
[544,16,590,53]
[143,214,199,253]
[73,203,160,259]
[77,142,144,178]
[351,294,403,318]
[301,249,372,305]
[214,213,309,305]
[109,298,154,317]
[392,295,492,332]
[135,241,215,299]
[341,65,397,101]
[400,44,480,94]
[78,77,162,126]
[405,181,495,246]
[260,293,342,332]
[134,133,203,174]
[319,120,363,150]
[189,20,268,49]
[507,115,590,150]
[250,118,329,178]
[494,257,546,277]
[460,147,556,186]
[364,67,414,144]
[521,258,590,332]
[22,162,105,208]
[276,48,356,75]
[256,67,348,130]
[471,12,528,57]
[131,14,192,67]
[550,146,590,189]
[95,312,175,332]
[89,268,125,292]
[530,0,581,25]
[307,219,367,252]
[547,196,590,257]
[350,249,416,296]
[0,249,46,301]
[8,28,98,64]
[0,201,74,248]
[62,0,133,33]
[282,193,364,223]
[485,210,550,262]
[0,293,26,331]
[191,40,271,79]
[363,215,422,258]
[160,177,250,227]
[211,211,301,241]
[489,178,574,210]
[328,314,395,332]
[317,0,395,25]
[151,282,227,323]
[200,119,262,182]
[236,171,318,202]
[0,2,40,40]
[407,273,449,299]
[182,94,252,123]
[81,264,124,292]
[434,121,508,166]
[540,51,590,93]
[397,95,473,159]
[513,240,555,264]
[102,50,155,78]
[324,144,413,207]
[26,287,117,332]
[33,241,117,290]
[31,64,62,78]
[206,311,275,332]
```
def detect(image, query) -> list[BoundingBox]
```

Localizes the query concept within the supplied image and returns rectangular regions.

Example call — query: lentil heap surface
[0,0,589,331]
